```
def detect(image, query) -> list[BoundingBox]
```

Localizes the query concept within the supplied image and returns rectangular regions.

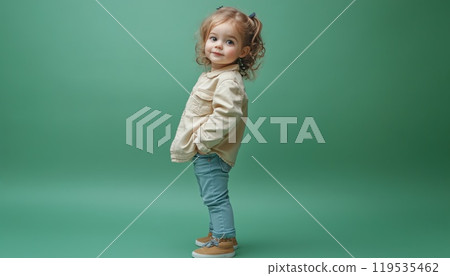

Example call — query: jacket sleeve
[193,79,245,153]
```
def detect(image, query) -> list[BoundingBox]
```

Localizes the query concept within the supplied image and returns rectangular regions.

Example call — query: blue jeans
[192,152,235,239]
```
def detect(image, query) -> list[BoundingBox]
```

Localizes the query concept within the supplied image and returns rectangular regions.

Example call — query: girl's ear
[239,46,251,58]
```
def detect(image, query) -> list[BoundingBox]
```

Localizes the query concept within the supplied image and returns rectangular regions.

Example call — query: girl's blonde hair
[195,7,265,80]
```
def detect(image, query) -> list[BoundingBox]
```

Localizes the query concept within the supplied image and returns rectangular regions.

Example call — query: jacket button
[207,158,211,162]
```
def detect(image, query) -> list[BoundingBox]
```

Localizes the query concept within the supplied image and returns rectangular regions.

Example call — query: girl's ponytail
[241,14,265,80]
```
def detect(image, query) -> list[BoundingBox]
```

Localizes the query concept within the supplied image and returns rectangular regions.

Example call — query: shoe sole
[195,240,239,250]
[192,251,235,258]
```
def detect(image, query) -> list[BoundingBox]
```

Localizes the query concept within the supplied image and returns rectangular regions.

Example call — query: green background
[1,0,449,258]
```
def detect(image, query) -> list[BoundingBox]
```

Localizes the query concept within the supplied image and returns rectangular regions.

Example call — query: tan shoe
[195,232,212,247]
[195,232,239,250]
[192,237,235,258]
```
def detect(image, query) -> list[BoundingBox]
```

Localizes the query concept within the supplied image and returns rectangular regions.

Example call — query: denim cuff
[212,231,236,239]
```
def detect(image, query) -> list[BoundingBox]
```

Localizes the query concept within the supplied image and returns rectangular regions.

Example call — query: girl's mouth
[212,52,223,56]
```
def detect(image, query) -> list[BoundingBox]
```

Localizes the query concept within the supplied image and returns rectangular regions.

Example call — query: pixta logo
[126,107,326,155]
[126,106,172,154]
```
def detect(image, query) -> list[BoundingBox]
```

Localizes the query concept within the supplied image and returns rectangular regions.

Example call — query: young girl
[170,6,265,258]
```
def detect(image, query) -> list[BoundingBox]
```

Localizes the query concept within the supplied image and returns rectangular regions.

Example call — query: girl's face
[205,22,250,70]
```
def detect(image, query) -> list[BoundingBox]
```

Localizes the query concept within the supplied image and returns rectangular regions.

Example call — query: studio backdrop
[1,0,449,258]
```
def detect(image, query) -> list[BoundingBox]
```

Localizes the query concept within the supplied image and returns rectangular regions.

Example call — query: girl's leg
[194,153,235,239]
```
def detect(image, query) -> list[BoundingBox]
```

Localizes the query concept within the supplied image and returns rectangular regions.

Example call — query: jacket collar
[205,64,239,79]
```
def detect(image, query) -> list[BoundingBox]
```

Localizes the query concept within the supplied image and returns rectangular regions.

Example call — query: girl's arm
[193,80,245,153]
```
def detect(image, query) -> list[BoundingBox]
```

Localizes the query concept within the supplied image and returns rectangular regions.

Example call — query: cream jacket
[170,64,248,167]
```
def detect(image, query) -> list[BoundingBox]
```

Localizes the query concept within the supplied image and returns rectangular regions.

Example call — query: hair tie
[249,12,256,18]
[216,5,223,10]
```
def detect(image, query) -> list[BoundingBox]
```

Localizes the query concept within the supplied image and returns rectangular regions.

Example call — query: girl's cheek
[227,48,236,56]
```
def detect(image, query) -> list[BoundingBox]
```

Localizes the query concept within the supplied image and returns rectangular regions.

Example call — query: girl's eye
[226,40,234,45]
[210,36,217,41]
